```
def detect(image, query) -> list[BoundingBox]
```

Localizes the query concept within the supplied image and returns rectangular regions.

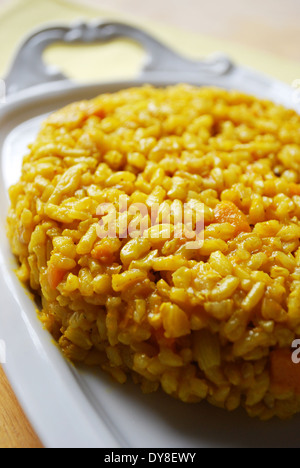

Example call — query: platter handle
[4,20,233,95]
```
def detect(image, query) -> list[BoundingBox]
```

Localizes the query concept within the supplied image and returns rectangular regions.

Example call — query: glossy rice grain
[7,85,300,420]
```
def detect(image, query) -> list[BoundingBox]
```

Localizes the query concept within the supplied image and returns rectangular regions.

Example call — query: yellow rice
[7,84,300,420]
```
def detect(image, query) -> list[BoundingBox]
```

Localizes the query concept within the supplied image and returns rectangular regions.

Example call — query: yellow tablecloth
[1,0,300,86]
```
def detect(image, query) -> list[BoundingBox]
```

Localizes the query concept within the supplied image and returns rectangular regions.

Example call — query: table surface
[0,0,299,449]
[91,0,300,62]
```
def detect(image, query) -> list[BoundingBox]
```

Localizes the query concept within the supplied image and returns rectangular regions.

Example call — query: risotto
[7,84,300,420]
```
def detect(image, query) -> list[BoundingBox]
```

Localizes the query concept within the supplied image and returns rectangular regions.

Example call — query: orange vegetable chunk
[270,348,300,395]
[48,263,67,290]
[214,200,251,236]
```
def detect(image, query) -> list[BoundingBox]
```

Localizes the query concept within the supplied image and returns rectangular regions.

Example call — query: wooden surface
[0,0,299,450]
[0,366,42,448]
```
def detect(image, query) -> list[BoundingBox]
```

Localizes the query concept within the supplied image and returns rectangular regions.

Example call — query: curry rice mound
[7,85,300,420]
